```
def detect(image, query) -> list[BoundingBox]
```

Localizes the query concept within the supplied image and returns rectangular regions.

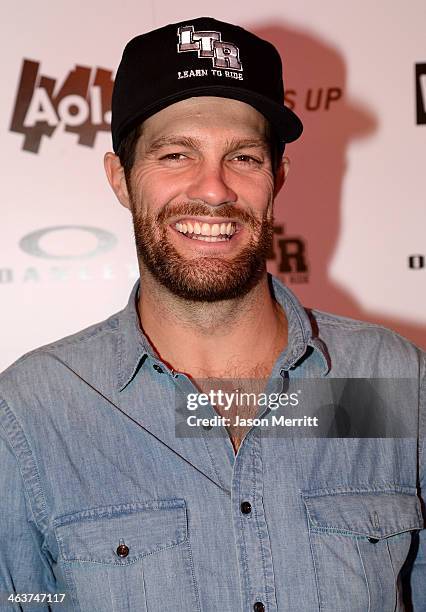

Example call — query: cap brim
[115,85,303,151]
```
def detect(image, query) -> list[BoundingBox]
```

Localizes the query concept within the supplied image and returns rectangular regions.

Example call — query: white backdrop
[1,0,425,371]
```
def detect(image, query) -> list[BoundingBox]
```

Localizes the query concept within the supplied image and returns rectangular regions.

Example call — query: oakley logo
[177,25,242,71]
[19,225,117,260]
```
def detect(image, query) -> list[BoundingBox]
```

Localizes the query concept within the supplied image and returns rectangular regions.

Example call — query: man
[0,16,424,612]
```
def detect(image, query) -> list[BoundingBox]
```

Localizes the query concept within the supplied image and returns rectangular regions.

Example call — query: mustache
[155,201,265,228]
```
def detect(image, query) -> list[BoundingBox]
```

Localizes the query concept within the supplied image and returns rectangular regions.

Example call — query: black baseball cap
[111,16,303,152]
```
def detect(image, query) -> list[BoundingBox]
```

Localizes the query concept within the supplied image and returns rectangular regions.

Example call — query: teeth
[174,220,237,238]
[201,222,211,236]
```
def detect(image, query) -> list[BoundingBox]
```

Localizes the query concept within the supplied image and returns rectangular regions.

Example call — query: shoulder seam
[313,311,424,350]
[313,311,385,329]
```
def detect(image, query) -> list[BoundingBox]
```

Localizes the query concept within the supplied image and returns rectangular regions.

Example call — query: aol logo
[177,25,243,71]
[10,60,113,153]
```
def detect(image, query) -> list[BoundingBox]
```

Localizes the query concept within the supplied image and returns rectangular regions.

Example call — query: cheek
[130,167,181,215]
[237,178,275,213]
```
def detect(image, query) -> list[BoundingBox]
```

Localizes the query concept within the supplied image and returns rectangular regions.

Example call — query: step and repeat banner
[1,0,425,370]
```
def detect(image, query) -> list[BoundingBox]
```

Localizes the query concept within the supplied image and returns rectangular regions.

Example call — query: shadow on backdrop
[254,23,425,350]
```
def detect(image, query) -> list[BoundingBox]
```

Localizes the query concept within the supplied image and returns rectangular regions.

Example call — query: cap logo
[177,25,243,71]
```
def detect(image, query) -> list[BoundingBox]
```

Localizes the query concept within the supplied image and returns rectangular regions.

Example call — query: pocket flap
[54,498,187,565]
[302,490,423,539]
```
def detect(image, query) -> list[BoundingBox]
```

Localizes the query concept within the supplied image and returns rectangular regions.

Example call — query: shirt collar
[269,275,331,376]
[117,274,331,391]
[116,279,152,391]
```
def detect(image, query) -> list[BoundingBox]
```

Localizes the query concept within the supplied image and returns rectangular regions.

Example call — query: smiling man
[109,97,278,303]
[0,16,425,612]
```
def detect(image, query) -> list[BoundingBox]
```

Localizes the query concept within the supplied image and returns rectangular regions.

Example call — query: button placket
[232,430,278,611]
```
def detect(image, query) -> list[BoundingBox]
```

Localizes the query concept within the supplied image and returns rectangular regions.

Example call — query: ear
[273,155,290,198]
[104,152,131,210]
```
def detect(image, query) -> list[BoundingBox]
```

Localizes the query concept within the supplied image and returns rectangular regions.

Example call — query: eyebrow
[144,135,269,155]
[145,136,200,154]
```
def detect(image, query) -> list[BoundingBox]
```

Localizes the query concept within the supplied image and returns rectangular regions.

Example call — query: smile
[174,219,237,242]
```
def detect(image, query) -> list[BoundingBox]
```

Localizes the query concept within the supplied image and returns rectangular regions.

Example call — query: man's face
[124,97,283,301]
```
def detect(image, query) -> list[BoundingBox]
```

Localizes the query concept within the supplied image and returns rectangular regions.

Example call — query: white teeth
[201,222,211,236]
[174,219,237,239]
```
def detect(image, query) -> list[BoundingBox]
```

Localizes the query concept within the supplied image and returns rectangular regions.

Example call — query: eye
[233,154,262,165]
[160,153,187,162]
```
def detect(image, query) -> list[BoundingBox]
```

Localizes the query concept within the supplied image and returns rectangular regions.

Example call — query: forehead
[140,96,271,144]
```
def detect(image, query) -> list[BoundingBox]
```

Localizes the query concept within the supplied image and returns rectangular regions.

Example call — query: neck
[137,266,288,378]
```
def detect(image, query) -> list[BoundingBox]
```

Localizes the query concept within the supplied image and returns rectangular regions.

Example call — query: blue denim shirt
[0,275,425,612]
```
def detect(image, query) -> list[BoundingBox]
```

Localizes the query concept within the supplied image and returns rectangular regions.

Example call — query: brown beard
[130,200,274,302]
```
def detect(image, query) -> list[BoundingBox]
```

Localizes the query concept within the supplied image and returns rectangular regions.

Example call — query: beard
[130,199,274,302]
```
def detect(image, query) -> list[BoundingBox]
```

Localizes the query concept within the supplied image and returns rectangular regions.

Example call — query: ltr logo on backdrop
[269,224,310,284]
[10,59,113,153]
[415,63,426,124]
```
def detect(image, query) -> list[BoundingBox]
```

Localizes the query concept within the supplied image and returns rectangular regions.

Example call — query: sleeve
[0,429,56,611]
[406,351,426,610]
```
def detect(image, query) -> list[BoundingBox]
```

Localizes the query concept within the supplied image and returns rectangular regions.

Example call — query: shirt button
[368,537,379,544]
[116,543,129,557]
[253,602,265,612]
[240,501,252,514]
[153,364,163,373]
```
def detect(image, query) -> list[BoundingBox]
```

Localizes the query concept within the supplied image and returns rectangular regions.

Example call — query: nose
[186,160,237,206]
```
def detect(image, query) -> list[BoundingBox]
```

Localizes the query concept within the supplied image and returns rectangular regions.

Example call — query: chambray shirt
[0,275,425,612]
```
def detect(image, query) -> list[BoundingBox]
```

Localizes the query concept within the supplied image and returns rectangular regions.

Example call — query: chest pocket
[302,489,423,612]
[54,499,200,612]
